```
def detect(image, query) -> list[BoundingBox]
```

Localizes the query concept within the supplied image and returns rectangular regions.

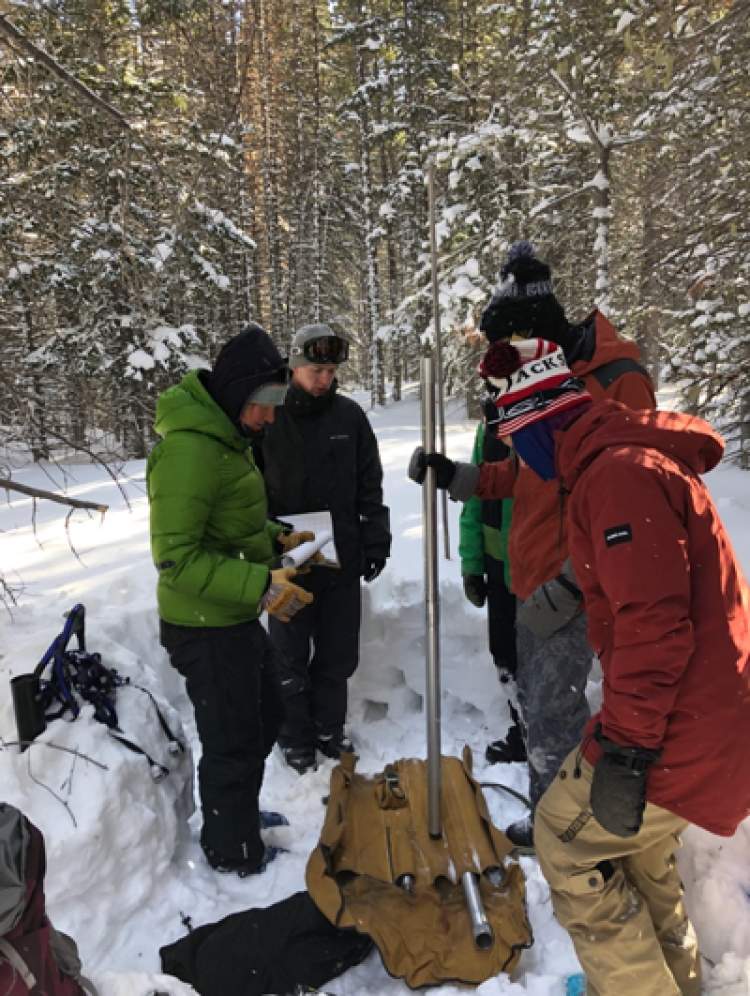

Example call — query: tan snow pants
[536,749,701,996]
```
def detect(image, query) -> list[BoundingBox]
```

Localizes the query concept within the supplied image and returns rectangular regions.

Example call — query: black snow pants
[161,619,286,864]
[269,570,361,749]
[485,554,517,677]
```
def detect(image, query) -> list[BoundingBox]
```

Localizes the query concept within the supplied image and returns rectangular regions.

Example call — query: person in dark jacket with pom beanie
[413,241,656,851]
[148,324,312,877]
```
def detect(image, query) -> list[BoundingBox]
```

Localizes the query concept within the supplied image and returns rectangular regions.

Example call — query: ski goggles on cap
[244,366,292,407]
[292,335,350,365]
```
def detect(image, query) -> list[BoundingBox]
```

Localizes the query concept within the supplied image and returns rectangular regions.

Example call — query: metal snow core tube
[421,355,442,839]
[461,872,495,950]
[427,159,450,560]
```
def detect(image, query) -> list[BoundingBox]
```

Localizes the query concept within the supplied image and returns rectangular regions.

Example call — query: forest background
[1,0,748,467]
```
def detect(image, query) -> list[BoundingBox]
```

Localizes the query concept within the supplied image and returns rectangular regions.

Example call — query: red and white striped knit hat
[478,338,591,435]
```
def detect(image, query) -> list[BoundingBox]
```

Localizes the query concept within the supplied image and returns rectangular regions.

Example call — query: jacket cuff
[448,462,480,503]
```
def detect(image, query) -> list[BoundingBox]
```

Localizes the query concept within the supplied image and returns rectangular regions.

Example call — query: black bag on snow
[159,890,372,996]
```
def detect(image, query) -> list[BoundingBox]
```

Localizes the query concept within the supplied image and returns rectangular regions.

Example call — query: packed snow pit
[3,393,750,994]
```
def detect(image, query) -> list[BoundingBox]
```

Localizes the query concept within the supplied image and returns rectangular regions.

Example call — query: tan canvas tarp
[306,748,533,988]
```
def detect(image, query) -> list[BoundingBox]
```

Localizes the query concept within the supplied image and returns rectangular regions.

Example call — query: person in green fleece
[458,413,526,766]
[147,324,312,878]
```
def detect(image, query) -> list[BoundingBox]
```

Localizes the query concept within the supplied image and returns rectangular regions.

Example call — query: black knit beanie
[480,241,569,345]
[206,324,287,425]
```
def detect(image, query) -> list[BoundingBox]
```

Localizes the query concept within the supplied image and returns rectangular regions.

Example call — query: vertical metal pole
[428,160,451,560]
[421,355,442,838]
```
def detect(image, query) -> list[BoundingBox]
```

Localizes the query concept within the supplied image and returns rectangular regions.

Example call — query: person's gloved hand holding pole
[407,446,480,503]
[260,568,314,623]
[590,726,663,837]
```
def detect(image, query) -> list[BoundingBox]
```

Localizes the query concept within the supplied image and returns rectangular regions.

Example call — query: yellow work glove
[260,568,314,623]
[277,530,326,565]
[277,530,315,552]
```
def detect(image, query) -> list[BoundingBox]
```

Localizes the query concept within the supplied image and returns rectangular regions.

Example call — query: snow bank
[2,388,750,994]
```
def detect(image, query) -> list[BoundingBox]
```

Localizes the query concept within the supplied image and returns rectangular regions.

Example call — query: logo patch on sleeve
[604,524,632,547]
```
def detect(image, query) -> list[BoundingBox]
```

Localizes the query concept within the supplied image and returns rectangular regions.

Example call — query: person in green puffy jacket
[147,324,311,878]
[458,416,526,766]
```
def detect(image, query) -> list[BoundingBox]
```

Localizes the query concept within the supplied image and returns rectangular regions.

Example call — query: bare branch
[40,424,132,513]
[0,572,23,614]
[0,739,109,770]
[26,746,77,827]
[0,478,108,514]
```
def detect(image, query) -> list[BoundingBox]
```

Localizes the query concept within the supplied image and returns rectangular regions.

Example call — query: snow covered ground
[2,385,750,995]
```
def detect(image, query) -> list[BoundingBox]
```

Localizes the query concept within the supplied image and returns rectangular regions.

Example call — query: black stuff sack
[159,891,372,996]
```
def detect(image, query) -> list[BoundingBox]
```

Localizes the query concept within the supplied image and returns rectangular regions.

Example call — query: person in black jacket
[259,324,391,774]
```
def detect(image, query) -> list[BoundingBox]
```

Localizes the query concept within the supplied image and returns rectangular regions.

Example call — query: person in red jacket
[440,337,750,995]
[415,241,656,850]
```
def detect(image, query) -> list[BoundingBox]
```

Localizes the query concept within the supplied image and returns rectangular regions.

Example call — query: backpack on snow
[0,803,95,996]
[159,890,372,996]
[10,604,184,780]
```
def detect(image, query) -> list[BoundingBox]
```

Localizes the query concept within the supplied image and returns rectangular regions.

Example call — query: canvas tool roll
[306,748,533,988]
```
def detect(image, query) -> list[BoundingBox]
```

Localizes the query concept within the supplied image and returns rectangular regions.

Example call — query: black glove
[362,558,386,583]
[408,447,480,501]
[590,727,663,838]
[516,556,583,640]
[408,448,457,489]
[463,575,487,608]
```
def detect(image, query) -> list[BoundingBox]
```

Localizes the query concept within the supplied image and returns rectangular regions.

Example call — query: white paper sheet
[278,511,339,567]
[281,529,334,568]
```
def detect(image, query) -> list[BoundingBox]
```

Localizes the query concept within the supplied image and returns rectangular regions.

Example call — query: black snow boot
[315,730,355,760]
[505,816,534,853]
[203,843,286,877]
[485,720,527,765]
[283,745,317,775]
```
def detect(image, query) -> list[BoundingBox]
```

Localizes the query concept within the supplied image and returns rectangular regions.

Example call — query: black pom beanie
[206,324,286,425]
[480,241,572,348]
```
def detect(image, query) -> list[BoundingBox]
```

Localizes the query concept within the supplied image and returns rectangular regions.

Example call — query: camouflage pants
[516,609,592,810]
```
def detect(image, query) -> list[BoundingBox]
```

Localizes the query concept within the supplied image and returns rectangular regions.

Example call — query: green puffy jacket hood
[154,369,246,450]
[147,370,284,629]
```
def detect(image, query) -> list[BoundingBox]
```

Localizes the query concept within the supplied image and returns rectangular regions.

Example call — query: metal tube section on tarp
[461,872,495,950]
[421,355,442,839]
[398,874,415,896]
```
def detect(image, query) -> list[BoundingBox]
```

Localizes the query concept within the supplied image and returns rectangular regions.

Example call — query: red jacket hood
[573,311,642,378]
[557,402,725,492]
